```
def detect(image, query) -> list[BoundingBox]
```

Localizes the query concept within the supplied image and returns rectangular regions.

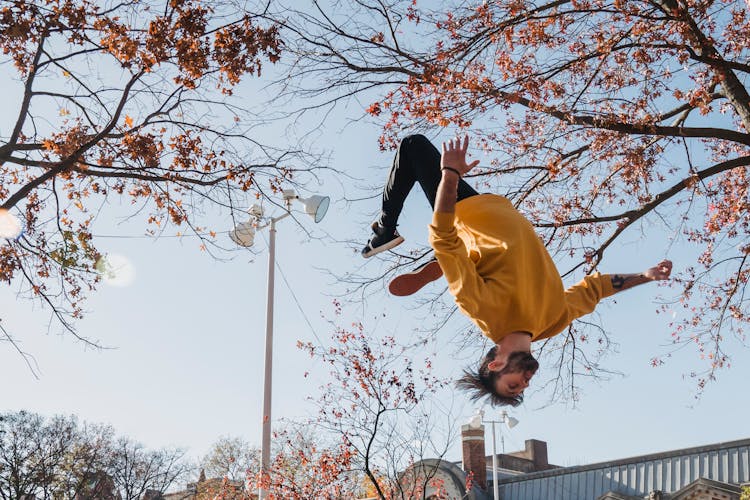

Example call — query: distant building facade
[408,426,750,500]
[494,438,749,499]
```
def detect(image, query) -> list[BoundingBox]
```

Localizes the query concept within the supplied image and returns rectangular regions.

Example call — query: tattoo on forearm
[611,275,625,289]
[611,273,646,290]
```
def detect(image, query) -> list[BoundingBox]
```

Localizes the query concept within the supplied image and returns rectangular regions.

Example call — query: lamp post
[230,189,329,500]
[482,409,519,500]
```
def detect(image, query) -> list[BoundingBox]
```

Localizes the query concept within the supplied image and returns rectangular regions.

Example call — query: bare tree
[199,436,259,483]
[0,411,76,499]
[51,421,115,498]
[107,437,189,500]
[0,410,190,499]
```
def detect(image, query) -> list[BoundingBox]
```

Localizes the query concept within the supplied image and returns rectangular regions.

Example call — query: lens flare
[0,209,23,239]
[95,253,136,287]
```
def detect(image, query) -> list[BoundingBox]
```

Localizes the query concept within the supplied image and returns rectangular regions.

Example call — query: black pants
[378,134,479,229]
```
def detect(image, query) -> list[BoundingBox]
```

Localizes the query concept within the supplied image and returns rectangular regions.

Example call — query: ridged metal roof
[496,438,750,500]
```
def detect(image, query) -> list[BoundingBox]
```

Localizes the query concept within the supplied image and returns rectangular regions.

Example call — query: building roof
[497,438,750,500]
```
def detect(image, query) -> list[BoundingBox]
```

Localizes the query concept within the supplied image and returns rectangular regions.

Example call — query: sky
[1,8,750,488]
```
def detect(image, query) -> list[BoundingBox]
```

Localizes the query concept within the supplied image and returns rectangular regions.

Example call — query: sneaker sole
[388,260,443,296]
[362,235,405,259]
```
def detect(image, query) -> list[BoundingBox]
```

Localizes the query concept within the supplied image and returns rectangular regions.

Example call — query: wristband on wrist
[441,166,461,177]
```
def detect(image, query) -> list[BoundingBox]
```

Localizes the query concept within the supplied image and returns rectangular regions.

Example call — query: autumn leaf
[366,102,381,116]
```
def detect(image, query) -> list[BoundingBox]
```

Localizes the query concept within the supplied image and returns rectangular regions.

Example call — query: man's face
[487,350,539,399]
[494,370,535,398]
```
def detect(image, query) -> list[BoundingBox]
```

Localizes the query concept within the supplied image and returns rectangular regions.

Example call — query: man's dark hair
[455,347,539,407]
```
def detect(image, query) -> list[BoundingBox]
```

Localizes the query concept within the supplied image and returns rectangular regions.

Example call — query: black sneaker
[361,222,404,258]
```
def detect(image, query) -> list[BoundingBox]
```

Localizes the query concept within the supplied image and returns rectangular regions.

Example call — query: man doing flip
[362,134,672,407]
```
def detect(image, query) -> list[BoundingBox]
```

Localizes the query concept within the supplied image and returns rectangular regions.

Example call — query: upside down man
[362,134,672,406]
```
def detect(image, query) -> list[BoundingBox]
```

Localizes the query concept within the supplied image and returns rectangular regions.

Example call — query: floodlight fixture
[229,220,256,247]
[281,189,330,223]
[467,409,484,430]
[299,194,330,223]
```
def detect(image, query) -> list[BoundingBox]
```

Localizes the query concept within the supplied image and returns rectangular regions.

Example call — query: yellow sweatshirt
[428,194,615,344]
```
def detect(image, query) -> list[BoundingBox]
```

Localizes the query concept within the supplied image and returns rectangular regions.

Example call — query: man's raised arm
[429,136,486,317]
[562,260,673,323]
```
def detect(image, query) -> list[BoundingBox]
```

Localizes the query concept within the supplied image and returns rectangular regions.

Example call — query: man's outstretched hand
[441,135,480,176]
[644,260,673,281]
[434,135,480,214]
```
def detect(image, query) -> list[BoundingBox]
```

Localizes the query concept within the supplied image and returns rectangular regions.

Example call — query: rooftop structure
[409,425,750,499]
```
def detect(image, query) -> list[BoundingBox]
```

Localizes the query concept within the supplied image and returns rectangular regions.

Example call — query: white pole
[491,421,499,500]
[258,218,277,500]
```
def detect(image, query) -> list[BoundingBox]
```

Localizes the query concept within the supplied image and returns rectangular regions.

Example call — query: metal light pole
[483,410,519,500]
[490,419,499,500]
[259,212,287,499]
[229,190,329,500]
